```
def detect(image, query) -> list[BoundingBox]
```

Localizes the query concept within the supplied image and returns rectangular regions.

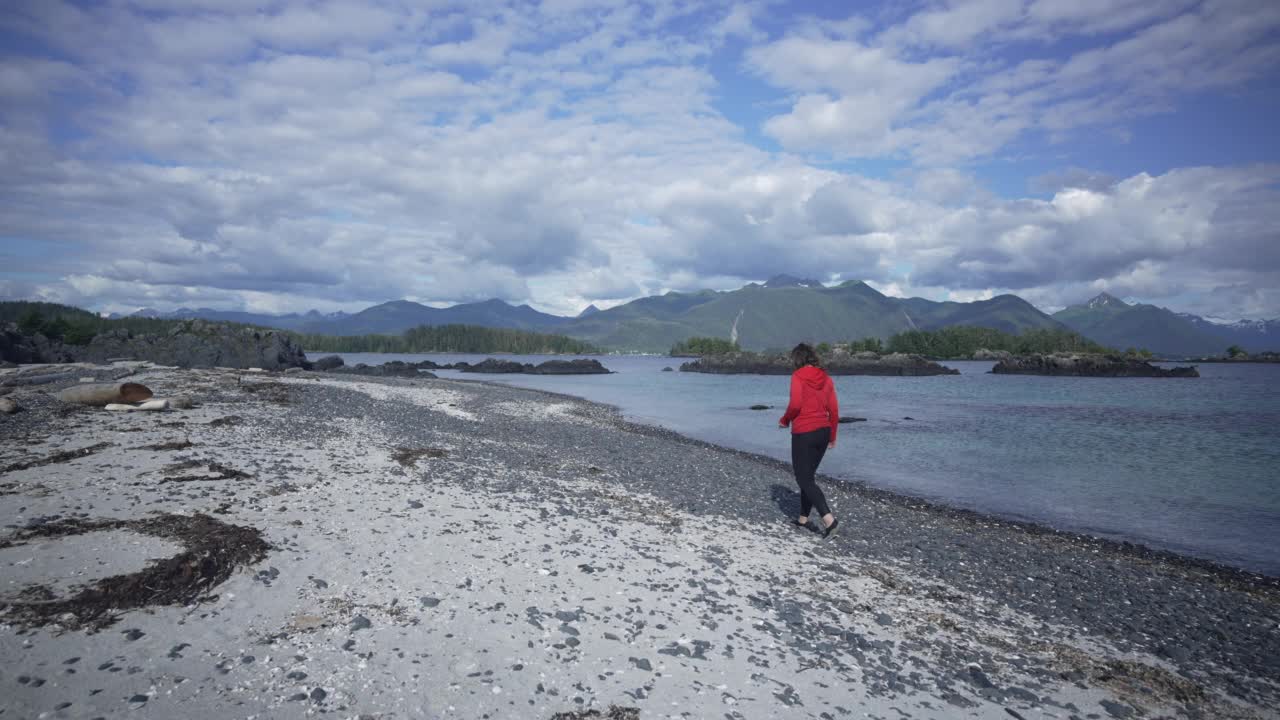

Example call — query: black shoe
[823,518,839,538]
[792,519,814,532]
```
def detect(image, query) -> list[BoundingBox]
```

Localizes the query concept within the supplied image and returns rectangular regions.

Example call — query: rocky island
[316,356,612,377]
[991,353,1200,377]
[680,350,959,376]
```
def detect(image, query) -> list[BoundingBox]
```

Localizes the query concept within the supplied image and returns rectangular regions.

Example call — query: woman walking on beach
[779,343,840,537]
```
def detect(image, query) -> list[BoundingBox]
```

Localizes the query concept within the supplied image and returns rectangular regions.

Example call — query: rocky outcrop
[458,358,612,375]
[312,355,345,371]
[527,359,612,375]
[70,321,308,370]
[1,321,306,370]
[330,361,437,378]
[680,351,958,376]
[991,354,1199,377]
[971,348,1012,361]
[0,323,75,364]
[459,358,527,374]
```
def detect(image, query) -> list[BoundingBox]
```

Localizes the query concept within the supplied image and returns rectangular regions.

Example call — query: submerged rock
[680,351,958,376]
[991,354,1199,378]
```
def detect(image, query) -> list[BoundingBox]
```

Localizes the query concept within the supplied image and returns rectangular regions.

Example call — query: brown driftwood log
[56,382,153,406]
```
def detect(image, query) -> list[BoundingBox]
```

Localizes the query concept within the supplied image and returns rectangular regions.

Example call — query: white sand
[0,368,1270,720]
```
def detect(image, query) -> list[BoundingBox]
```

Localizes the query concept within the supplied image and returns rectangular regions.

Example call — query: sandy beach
[1,365,1277,719]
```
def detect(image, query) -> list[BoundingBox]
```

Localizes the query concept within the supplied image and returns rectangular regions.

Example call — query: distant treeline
[295,324,599,354]
[0,301,236,345]
[874,326,1113,358]
[670,336,739,356]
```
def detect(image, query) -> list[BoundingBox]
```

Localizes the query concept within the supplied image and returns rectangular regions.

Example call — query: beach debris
[838,416,867,423]
[240,382,290,403]
[168,395,196,409]
[550,706,640,720]
[209,415,243,427]
[392,447,448,467]
[160,460,251,483]
[3,370,78,387]
[0,397,18,414]
[105,399,170,412]
[136,439,194,451]
[1,442,113,474]
[750,404,770,410]
[56,382,153,406]
[0,513,270,629]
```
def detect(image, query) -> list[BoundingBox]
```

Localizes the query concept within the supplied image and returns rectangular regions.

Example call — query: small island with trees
[671,326,1200,378]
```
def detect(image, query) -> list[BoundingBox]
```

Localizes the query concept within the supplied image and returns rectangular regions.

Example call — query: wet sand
[1,365,1277,719]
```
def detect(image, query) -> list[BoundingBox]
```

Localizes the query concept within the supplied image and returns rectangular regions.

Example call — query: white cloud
[0,0,1277,322]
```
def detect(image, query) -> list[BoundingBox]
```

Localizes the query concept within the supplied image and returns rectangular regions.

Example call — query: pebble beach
[1,364,1278,719]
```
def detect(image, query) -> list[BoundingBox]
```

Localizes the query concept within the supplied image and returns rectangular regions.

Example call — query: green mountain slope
[1052,293,1225,357]
[560,278,1063,352]
[300,299,567,335]
[903,294,1063,334]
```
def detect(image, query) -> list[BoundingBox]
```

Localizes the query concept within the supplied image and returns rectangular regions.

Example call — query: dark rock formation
[71,321,308,370]
[0,324,74,364]
[527,359,610,375]
[1,321,306,370]
[458,358,612,375]
[312,355,345,371]
[680,351,958,376]
[462,358,528,374]
[991,354,1199,377]
[330,361,437,378]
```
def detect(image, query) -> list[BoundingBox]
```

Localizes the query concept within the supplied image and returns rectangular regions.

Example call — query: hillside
[556,279,1064,352]
[298,299,568,335]
[1053,294,1228,357]
[1178,314,1280,353]
[28,280,1077,353]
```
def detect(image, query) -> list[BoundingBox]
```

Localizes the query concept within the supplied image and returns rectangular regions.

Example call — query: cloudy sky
[1,0,1278,320]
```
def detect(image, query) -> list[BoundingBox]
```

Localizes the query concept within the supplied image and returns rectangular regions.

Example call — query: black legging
[791,427,831,517]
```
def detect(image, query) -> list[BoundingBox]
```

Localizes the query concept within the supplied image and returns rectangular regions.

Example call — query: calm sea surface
[330,352,1280,576]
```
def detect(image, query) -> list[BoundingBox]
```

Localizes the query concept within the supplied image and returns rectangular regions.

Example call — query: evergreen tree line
[0,301,233,345]
[294,324,599,354]
[670,336,740,355]
[871,326,1113,358]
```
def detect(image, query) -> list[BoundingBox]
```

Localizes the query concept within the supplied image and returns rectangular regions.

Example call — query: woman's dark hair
[790,342,821,369]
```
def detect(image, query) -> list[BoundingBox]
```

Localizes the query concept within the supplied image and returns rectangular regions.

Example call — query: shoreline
[2,366,1278,719]
[449,375,1279,586]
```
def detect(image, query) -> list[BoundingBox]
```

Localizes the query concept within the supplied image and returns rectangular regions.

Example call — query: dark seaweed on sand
[0,513,270,630]
[0,442,113,475]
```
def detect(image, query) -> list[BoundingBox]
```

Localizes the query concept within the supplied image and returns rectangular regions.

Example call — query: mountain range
[113,278,1278,356]
[1051,293,1277,357]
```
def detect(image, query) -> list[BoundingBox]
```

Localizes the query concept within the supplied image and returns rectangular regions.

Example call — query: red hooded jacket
[779,365,839,443]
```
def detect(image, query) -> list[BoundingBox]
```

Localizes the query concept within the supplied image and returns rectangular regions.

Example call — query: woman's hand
[828,442,836,449]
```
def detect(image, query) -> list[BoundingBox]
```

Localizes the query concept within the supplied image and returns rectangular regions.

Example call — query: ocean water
[330,352,1280,576]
